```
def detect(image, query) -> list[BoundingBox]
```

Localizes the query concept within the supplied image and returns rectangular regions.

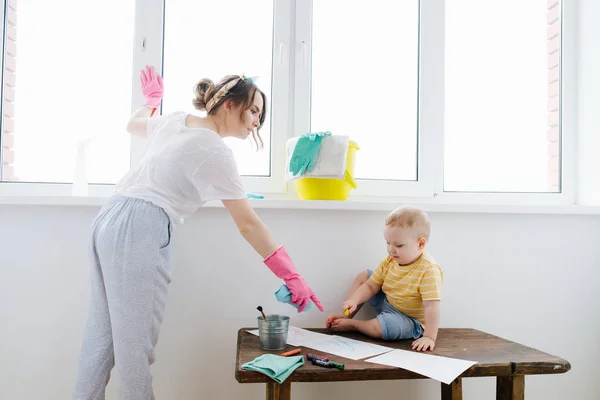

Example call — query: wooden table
[235,328,570,400]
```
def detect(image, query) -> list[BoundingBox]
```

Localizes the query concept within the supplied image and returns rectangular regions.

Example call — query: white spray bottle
[72,137,93,196]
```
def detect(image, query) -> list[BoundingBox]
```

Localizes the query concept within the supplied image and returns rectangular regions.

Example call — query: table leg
[441,378,463,400]
[279,381,291,400]
[265,381,291,400]
[265,382,279,400]
[496,375,524,400]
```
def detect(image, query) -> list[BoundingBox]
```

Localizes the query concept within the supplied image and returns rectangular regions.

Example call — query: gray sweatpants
[73,196,172,400]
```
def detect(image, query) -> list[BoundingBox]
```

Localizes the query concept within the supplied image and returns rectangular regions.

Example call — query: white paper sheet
[285,326,330,347]
[365,349,477,384]
[246,326,393,360]
[308,334,394,361]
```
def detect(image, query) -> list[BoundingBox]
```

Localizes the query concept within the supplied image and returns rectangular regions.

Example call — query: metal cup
[257,315,290,351]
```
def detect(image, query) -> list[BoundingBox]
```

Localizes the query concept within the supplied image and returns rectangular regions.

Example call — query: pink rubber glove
[140,65,163,108]
[263,246,324,313]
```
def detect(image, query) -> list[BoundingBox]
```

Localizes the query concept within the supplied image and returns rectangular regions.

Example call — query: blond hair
[385,205,431,240]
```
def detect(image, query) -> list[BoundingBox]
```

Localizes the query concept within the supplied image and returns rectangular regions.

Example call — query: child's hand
[341,299,358,315]
[412,336,435,352]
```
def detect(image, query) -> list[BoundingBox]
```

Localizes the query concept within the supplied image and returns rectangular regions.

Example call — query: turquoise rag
[289,131,332,176]
[274,284,313,312]
[241,354,304,383]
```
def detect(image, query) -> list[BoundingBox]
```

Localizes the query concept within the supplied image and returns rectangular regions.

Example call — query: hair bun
[192,78,214,111]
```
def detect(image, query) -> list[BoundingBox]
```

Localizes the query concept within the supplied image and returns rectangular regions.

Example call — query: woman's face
[230,92,263,140]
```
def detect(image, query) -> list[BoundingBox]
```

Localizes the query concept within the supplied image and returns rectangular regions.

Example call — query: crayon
[280,348,301,357]
[306,353,329,362]
[311,358,345,371]
[327,361,345,370]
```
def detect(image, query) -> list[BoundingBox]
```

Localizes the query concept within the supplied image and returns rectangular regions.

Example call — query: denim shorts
[367,269,424,341]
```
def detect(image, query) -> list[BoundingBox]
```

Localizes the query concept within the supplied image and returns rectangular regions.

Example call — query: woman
[73,66,323,400]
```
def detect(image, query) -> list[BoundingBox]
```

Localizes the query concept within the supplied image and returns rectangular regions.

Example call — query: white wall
[1,204,598,399]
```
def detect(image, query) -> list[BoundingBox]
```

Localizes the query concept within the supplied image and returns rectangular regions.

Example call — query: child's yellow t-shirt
[368,251,443,327]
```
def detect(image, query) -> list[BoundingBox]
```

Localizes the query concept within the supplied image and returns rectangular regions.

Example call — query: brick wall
[2,0,17,181]
[547,0,560,192]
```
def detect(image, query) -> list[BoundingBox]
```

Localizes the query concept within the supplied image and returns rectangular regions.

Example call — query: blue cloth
[274,284,313,312]
[367,269,424,341]
[241,354,304,383]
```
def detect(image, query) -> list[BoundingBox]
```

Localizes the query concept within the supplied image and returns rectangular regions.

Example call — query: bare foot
[327,315,357,332]
[325,314,339,328]
[327,316,383,339]
[326,314,345,328]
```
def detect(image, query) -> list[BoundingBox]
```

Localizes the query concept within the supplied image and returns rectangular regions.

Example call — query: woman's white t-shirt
[115,112,247,224]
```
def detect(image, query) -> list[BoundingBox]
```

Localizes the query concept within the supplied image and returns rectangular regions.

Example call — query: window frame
[293,0,575,205]
[0,0,578,208]
[293,0,441,199]
[435,0,576,206]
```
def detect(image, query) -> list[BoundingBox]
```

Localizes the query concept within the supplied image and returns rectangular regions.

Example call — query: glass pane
[2,0,134,184]
[444,0,561,193]
[163,0,274,177]
[311,1,420,181]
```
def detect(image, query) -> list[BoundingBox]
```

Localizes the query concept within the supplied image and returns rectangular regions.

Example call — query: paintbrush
[256,306,268,322]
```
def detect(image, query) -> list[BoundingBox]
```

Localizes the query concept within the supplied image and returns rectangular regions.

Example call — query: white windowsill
[2,193,600,215]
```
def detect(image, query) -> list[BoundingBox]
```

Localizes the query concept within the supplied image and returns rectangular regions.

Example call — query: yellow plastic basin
[295,140,359,200]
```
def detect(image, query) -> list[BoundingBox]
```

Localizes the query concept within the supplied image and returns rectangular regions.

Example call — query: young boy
[326,205,443,351]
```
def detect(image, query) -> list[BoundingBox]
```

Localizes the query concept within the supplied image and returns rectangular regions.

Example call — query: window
[0,0,573,205]
[444,0,561,193]
[1,0,135,185]
[162,0,274,177]
[310,1,420,181]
